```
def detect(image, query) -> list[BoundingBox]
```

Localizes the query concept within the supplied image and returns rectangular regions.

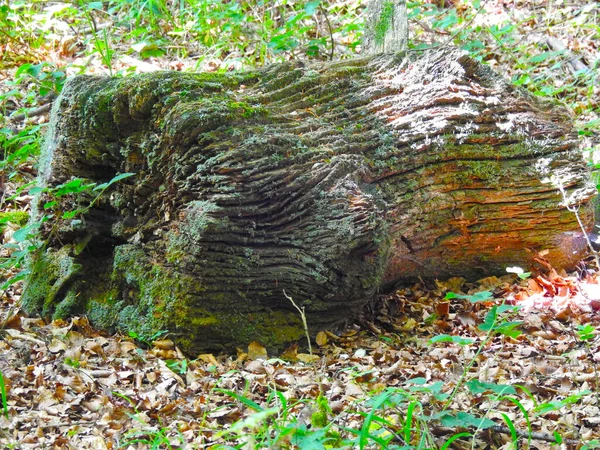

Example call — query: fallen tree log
[22,48,595,352]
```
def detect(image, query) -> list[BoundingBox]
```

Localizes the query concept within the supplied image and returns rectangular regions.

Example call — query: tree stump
[22,48,595,352]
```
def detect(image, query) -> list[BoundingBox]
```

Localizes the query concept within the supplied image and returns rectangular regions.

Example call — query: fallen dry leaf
[316,331,328,347]
[247,341,268,360]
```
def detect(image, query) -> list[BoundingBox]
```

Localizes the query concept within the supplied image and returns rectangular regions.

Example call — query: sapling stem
[283,290,312,355]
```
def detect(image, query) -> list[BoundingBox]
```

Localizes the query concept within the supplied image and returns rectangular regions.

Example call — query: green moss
[90,244,180,342]
[83,242,306,353]
[165,200,229,264]
[259,66,305,91]
[531,199,560,210]
[20,246,82,317]
[228,100,268,118]
[311,394,331,428]
[162,96,267,148]
[190,316,218,327]
[215,309,305,351]
[462,160,503,186]
[375,1,395,45]
[438,133,545,161]
[0,211,29,228]
[53,290,83,320]
[87,296,120,330]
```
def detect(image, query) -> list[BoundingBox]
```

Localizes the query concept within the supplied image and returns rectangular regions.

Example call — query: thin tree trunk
[363,0,408,54]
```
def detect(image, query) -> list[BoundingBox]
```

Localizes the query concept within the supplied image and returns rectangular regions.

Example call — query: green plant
[0,213,45,292]
[310,393,331,428]
[30,172,135,220]
[0,3,47,66]
[13,62,65,99]
[353,388,429,449]
[79,1,115,75]
[0,125,43,178]
[165,358,188,375]
[533,390,591,416]
[0,211,29,233]
[583,440,600,450]
[577,324,597,342]
[216,387,296,447]
[576,323,600,406]
[119,422,184,450]
[216,377,510,449]
[426,291,529,447]
[1,173,135,293]
[63,357,81,368]
[128,329,169,347]
[0,370,8,419]
[212,379,351,448]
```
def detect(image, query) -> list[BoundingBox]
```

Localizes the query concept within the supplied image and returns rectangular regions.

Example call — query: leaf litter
[1,264,600,448]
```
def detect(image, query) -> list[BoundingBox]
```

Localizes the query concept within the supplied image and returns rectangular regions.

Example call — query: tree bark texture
[363,0,408,54]
[22,49,595,353]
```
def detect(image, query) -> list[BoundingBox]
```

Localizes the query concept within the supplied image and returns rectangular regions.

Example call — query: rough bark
[363,0,408,54]
[22,48,595,353]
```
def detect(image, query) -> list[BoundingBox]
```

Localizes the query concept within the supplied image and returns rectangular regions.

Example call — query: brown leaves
[1,260,600,448]
[0,268,600,448]
[508,269,600,319]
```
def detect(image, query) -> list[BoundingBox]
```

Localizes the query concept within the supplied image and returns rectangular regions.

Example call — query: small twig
[283,290,312,355]
[570,322,600,406]
[545,35,590,74]
[318,4,335,61]
[556,181,600,269]
[490,425,580,446]
[10,103,53,122]
[410,0,492,52]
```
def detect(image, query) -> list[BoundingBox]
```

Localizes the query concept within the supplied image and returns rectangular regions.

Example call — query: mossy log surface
[23,49,595,353]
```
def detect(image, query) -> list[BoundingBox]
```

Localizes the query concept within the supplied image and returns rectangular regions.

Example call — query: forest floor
[1,0,599,448]
[1,271,600,449]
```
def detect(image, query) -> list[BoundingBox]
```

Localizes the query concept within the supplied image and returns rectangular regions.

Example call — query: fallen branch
[430,424,580,446]
[490,425,580,446]
[10,102,53,122]
[545,36,590,74]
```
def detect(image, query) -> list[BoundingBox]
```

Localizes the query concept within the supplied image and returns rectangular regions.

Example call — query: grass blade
[214,388,264,412]
[0,370,8,418]
[440,432,472,450]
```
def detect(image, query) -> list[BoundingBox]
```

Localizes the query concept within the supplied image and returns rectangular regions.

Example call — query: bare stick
[283,290,312,355]
[556,180,600,269]
[10,103,53,122]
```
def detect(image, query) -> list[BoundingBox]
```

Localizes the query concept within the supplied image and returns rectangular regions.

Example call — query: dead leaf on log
[247,341,268,360]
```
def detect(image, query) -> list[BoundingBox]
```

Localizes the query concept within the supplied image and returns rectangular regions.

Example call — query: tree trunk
[22,48,595,353]
[363,0,408,54]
